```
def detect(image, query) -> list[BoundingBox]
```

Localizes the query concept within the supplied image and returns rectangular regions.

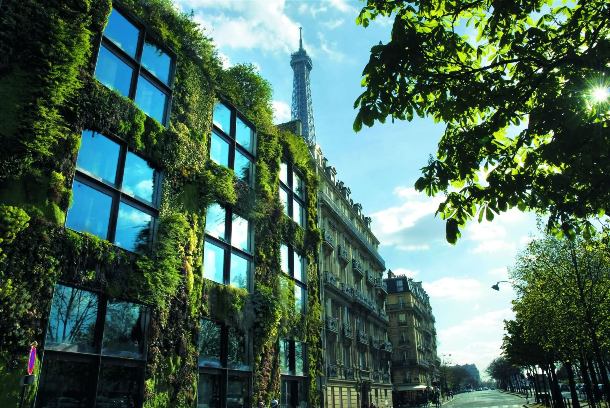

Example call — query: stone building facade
[385,273,440,405]
[316,147,393,408]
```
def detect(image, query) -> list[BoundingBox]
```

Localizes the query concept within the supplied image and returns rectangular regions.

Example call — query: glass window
[76,130,120,185]
[36,357,98,408]
[102,301,147,359]
[229,253,249,289]
[134,75,167,124]
[294,253,303,283]
[210,132,230,167]
[234,150,251,184]
[115,202,152,253]
[96,362,143,407]
[141,41,172,85]
[123,152,155,204]
[66,181,112,240]
[293,199,303,226]
[45,285,98,353]
[199,320,221,367]
[227,376,250,408]
[104,8,139,58]
[231,215,249,253]
[279,187,289,215]
[235,117,253,153]
[280,245,289,275]
[95,45,133,97]
[205,204,226,240]
[228,327,248,370]
[279,162,288,184]
[197,373,221,408]
[279,339,290,374]
[295,285,305,314]
[213,103,231,135]
[295,342,304,376]
[204,241,224,285]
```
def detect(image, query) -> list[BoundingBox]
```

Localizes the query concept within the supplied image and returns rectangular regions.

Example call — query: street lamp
[491,281,509,291]
[590,86,609,104]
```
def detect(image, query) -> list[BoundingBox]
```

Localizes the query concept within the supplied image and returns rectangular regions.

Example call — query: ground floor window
[280,377,307,408]
[197,370,251,408]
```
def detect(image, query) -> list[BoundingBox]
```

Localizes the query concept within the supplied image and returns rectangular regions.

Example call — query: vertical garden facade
[0,0,322,407]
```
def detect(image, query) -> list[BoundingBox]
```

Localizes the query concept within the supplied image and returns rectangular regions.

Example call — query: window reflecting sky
[210,132,230,167]
[234,150,251,183]
[204,240,224,285]
[213,103,231,135]
[235,117,253,153]
[141,41,171,85]
[280,244,289,274]
[115,202,151,253]
[104,8,139,58]
[66,181,112,240]
[95,45,133,97]
[76,130,120,185]
[205,204,226,240]
[135,75,167,124]
[231,214,249,253]
[123,152,155,204]
[229,253,248,289]
[199,319,221,366]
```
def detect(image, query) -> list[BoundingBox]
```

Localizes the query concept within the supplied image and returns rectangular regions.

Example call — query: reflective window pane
[197,373,221,408]
[229,253,249,289]
[115,202,152,253]
[293,172,304,198]
[95,45,133,97]
[279,187,289,216]
[102,300,147,359]
[123,152,155,204]
[104,8,139,58]
[295,342,305,376]
[199,320,221,367]
[45,285,98,353]
[279,339,290,374]
[279,162,288,184]
[235,117,253,153]
[280,245,289,275]
[141,41,171,85]
[234,150,252,184]
[213,103,231,135]
[135,75,167,124]
[231,214,249,253]
[293,199,303,227]
[205,204,226,241]
[203,241,224,284]
[228,327,249,370]
[66,181,112,240]
[210,132,229,167]
[37,357,97,408]
[294,252,304,282]
[76,130,120,185]
[227,376,250,408]
[295,285,305,314]
[96,362,143,408]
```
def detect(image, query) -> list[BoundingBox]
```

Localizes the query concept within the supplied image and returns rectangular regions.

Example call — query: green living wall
[0,0,321,406]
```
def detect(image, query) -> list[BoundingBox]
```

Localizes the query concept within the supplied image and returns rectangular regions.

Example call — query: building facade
[316,148,393,408]
[385,273,440,405]
[0,1,322,407]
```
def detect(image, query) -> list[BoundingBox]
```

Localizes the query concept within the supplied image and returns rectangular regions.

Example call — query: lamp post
[440,353,452,401]
[491,281,509,291]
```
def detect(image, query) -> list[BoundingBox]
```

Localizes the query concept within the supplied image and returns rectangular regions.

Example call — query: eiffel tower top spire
[290,27,315,146]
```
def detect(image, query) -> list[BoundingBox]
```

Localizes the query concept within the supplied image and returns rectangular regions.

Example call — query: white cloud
[464,209,530,255]
[298,3,328,17]
[328,0,357,13]
[438,309,514,377]
[487,267,509,280]
[423,277,484,301]
[391,268,419,278]
[178,0,301,53]
[371,186,445,252]
[322,19,345,30]
[272,100,292,124]
[317,32,346,62]
[218,52,231,69]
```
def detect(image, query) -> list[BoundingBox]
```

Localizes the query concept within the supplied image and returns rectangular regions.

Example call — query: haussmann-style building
[385,272,440,406]
[0,1,323,407]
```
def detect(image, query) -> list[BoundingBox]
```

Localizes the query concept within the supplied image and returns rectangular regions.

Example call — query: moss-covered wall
[0,0,321,406]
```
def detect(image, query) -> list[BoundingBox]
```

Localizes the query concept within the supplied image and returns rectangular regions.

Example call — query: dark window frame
[37,283,151,408]
[197,319,252,408]
[280,338,307,378]
[203,204,254,291]
[281,244,307,314]
[68,129,162,254]
[280,160,306,228]
[210,100,257,186]
[94,6,176,125]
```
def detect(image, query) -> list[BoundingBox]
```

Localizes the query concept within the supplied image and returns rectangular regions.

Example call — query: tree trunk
[565,361,581,408]
[579,356,595,407]
[549,363,565,408]
[588,357,602,404]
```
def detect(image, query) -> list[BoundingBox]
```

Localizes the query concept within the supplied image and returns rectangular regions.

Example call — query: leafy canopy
[355,0,610,243]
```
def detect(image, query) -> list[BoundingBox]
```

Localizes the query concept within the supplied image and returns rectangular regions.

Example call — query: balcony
[371,370,381,382]
[326,316,339,334]
[357,330,369,345]
[343,323,354,340]
[337,245,349,264]
[382,372,391,384]
[359,368,371,379]
[353,291,376,312]
[372,338,382,349]
[344,367,355,379]
[366,270,376,285]
[382,340,393,353]
[352,258,364,276]
[340,283,354,300]
[324,271,341,290]
[375,279,388,295]
[322,229,335,250]
[376,306,389,322]
[327,364,339,378]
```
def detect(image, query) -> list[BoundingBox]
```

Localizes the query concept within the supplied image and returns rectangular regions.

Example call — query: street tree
[355,0,610,243]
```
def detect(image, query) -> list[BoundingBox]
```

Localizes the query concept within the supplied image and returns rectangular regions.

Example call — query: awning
[396,385,429,392]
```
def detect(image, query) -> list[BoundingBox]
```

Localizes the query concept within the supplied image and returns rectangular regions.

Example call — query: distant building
[385,272,440,405]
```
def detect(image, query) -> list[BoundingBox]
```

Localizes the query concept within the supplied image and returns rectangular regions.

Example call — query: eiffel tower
[290,27,316,146]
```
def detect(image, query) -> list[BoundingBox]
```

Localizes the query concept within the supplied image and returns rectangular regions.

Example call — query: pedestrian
[271,399,279,408]
[258,402,265,408]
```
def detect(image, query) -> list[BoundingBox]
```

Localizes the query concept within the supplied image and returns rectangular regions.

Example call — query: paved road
[443,390,525,408]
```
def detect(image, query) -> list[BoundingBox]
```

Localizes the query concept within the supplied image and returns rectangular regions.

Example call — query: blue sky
[174,0,539,376]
